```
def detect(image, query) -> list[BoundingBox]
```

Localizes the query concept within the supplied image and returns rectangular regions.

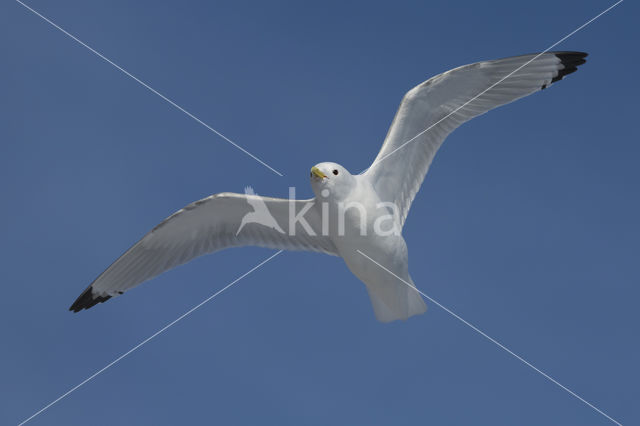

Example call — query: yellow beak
[311,166,327,179]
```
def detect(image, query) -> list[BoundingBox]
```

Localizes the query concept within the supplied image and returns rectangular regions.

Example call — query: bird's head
[309,162,355,200]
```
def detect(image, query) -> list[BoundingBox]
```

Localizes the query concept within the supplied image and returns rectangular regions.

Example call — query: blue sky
[2,0,638,424]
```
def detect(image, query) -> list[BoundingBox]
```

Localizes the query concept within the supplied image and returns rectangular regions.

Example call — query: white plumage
[70,52,587,322]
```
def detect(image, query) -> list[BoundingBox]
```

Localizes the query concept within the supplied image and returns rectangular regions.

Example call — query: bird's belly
[322,180,408,283]
[334,230,409,285]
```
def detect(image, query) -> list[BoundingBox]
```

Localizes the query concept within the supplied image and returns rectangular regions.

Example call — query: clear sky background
[2,0,638,425]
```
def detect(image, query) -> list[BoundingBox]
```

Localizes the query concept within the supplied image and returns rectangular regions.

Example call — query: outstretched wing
[365,52,587,226]
[70,192,336,312]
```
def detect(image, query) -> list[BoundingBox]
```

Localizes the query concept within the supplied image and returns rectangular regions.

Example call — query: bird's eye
[333,169,339,175]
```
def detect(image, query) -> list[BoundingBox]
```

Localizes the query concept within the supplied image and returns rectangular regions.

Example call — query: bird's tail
[365,276,427,323]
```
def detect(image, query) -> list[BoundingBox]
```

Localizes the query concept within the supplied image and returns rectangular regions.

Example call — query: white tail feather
[365,277,426,323]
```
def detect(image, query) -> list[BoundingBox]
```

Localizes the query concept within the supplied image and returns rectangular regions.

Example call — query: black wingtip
[69,286,112,313]
[548,51,588,86]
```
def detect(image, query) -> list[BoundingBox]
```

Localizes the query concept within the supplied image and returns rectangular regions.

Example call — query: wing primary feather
[69,286,112,312]
[550,52,587,85]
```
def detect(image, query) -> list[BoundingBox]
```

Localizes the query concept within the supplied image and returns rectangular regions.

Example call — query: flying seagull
[70,51,587,322]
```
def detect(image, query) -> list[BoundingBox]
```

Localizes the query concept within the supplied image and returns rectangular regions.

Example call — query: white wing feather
[365,52,587,226]
[70,193,336,311]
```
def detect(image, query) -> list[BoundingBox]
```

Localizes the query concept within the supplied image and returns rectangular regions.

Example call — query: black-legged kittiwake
[70,52,587,322]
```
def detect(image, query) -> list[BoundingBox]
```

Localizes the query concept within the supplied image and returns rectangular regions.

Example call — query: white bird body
[309,164,426,321]
[70,51,588,322]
